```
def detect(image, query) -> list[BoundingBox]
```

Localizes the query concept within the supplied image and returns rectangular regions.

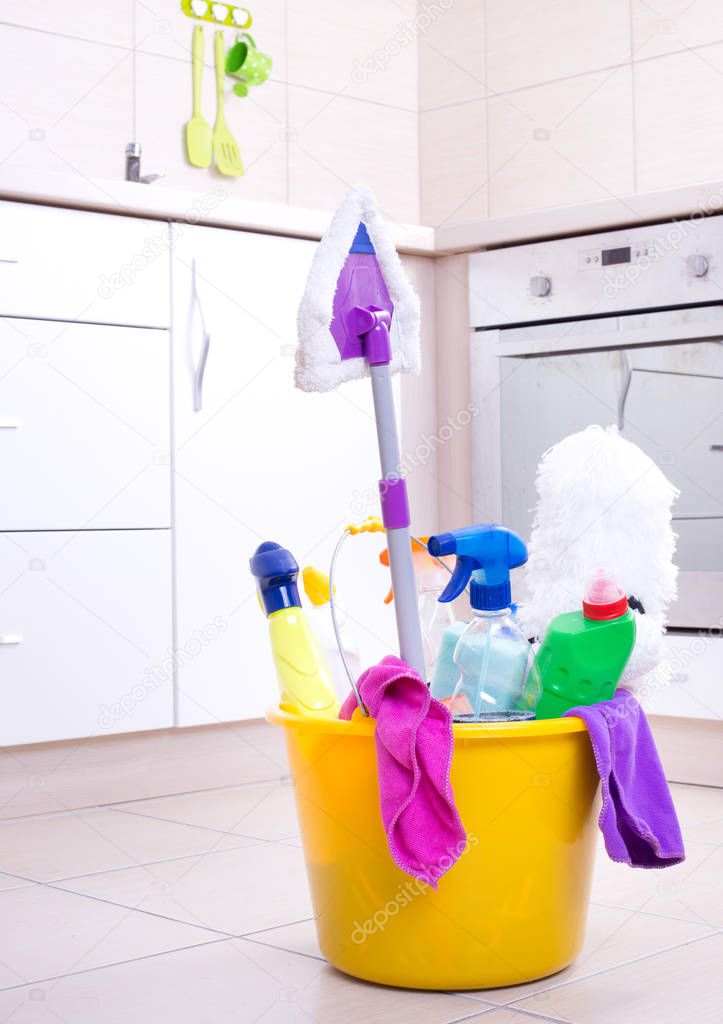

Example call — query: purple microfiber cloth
[340,655,466,887]
[565,689,685,868]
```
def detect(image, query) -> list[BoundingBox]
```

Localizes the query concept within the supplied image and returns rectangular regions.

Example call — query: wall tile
[486,0,630,93]
[287,0,417,109]
[135,0,287,83]
[632,0,723,61]
[287,86,419,222]
[418,0,485,110]
[487,65,634,217]
[0,25,133,181]
[0,0,132,48]
[420,101,486,226]
[135,52,287,202]
[636,43,723,192]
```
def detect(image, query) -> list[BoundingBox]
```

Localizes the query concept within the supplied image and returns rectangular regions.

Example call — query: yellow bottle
[250,542,339,719]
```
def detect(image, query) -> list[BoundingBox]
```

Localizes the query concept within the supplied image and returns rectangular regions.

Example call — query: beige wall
[0,0,420,223]
[420,0,723,227]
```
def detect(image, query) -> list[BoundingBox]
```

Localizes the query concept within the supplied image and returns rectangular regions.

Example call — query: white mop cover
[518,425,679,688]
[295,185,421,392]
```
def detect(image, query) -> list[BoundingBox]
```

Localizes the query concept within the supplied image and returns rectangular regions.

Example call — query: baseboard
[648,715,723,787]
[0,719,288,821]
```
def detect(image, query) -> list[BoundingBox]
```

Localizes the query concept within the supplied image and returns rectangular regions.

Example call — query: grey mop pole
[368,353,426,680]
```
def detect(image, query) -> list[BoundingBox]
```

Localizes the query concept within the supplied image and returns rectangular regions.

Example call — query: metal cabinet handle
[0,258,19,265]
[190,258,211,413]
[0,635,22,644]
[710,445,723,452]
[0,419,21,429]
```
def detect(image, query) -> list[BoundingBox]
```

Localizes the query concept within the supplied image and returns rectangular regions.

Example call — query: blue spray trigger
[438,555,477,603]
[428,525,528,611]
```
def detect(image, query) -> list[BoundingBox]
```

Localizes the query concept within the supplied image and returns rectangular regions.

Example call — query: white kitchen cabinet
[641,632,723,721]
[0,529,173,746]
[0,200,169,327]
[0,318,170,530]
[171,224,399,725]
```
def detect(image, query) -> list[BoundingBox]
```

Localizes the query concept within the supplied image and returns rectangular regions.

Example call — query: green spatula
[185,26,212,168]
[212,30,244,177]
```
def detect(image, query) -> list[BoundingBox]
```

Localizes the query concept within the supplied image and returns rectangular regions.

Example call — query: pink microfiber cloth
[340,655,466,887]
[565,690,685,868]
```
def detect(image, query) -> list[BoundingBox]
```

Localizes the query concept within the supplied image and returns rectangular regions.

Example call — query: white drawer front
[0,529,173,746]
[0,201,169,327]
[0,319,170,530]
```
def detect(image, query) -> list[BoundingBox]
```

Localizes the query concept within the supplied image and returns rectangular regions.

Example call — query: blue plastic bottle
[427,526,539,722]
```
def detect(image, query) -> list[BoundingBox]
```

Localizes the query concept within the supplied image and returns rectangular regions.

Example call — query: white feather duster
[295,184,421,393]
[518,425,679,687]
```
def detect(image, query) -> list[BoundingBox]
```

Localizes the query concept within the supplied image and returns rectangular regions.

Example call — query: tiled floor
[1,728,722,1023]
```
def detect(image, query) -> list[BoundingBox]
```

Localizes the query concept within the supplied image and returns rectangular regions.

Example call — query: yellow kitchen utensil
[212,29,244,176]
[185,26,212,168]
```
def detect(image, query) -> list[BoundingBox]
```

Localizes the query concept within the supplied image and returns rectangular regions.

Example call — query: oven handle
[491,318,723,357]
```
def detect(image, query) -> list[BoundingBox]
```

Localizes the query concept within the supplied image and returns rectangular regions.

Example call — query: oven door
[472,306,723,629]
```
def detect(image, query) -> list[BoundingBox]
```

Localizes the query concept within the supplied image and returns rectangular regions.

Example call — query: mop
[295,185,425,684]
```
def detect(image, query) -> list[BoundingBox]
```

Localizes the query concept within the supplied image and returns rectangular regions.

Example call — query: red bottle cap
[582,567,629,621]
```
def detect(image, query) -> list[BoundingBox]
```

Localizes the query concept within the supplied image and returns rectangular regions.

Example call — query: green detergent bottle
[533,568,636,720]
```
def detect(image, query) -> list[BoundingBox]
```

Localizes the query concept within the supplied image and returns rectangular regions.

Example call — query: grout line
[42,879,235,937]
[105,803,290,842]
[0,835,266,887]
[419,35,723,112]
[0,933,232,995]
[628,0,638,194]
[588,898,721,926]
[482,0,490,220]
[500,929,722,1008]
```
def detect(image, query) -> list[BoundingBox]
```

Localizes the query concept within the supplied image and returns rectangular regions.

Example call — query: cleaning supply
[565,690,684,867]
[185,26,212,168]
[302,565,361,703]
[295,186,425,684]
[339,655,466,887]
[533,568,636,720]
[519,424,679,690]
[430,620,467,702]
[428,525,539,721]
[250,542,339,719]
[379,537,456,683]
[212,30,244,176]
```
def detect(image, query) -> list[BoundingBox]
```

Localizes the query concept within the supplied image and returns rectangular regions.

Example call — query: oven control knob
[687,254,709,278]
[530,274,552,297]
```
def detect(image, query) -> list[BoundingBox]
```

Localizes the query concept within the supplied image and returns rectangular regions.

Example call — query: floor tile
[669,782,723,827]
[245,919,322,960]
[591,840,723,929]
[0,808,252,882]
[456,900,712,1005]
[0,872,33,892]
[0,884,220,992]
[512,931,723,1023]
[62,841,313,936]
[0,938,478,1024]
[112,778,299,841]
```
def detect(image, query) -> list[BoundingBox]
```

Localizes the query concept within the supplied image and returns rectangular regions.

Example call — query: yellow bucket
[267,707,600,990]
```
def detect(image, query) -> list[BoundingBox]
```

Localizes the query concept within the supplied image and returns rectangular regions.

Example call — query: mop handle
[369,363,426,679]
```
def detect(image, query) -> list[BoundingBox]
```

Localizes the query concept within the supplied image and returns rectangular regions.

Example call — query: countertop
[2,166,722,254]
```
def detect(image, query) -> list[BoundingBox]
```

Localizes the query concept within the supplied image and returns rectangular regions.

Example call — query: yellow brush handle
[192,26,204,117]
[214,30,225,111]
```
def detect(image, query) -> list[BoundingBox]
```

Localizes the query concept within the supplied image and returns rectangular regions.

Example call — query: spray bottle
[427,525,539,721]
[250,542,340,719]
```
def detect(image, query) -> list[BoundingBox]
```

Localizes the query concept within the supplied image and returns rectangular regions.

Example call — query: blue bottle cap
[249,541,300,616]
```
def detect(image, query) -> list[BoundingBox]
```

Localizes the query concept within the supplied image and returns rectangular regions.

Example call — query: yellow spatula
[185,26,212,168]
[212,30,244,177]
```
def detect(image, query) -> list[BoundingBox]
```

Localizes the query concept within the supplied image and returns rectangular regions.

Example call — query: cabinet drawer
[0,318,170,530]
[0,201,169,327]
[0,529,173,746]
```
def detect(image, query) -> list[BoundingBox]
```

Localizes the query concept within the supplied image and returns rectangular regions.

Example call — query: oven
[468,216,723,632]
